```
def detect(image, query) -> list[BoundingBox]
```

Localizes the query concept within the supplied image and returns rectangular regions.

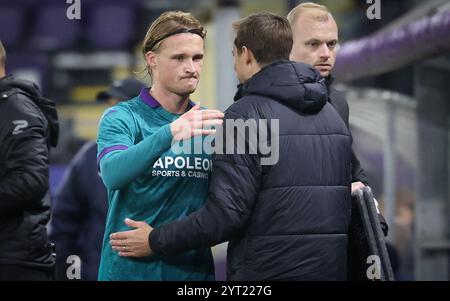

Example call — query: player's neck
[150,85,189,114]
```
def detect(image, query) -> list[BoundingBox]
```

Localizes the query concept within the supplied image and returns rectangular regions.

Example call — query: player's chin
[180,84,198,95]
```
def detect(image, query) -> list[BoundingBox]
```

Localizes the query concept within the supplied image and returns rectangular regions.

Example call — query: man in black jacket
[0,40,59,280]
[287,2,388,236]
[288,2,368,193]
[109,13,353,280]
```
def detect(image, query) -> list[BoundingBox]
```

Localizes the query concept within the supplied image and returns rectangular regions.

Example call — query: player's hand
[170,104,224,141]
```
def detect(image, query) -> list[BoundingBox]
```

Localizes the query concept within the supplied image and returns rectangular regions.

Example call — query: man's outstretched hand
[110,218,154,258]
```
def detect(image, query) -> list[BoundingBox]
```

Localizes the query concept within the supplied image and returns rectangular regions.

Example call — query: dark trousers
[0,265,52,281]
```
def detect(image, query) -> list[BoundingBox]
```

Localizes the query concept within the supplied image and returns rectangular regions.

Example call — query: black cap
[97,77,146,102]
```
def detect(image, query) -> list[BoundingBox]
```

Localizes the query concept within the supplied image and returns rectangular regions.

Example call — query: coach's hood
[0,75,59,147]
[234,60,328,114]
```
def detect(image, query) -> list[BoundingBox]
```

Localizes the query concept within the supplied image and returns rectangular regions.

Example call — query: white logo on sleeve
[12,120,29,135]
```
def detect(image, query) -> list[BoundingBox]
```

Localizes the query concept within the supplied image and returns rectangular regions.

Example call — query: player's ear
[146,51,158,70]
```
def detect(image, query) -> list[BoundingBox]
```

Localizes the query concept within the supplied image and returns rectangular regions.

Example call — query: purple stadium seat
[6,52,50,94]
[29,4,81,51]
[86,3,136,49]
[0,5,25,48]
[0,0,35,7]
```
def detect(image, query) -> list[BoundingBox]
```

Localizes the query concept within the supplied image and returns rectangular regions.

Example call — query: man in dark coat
[287,4,391,280]
[109,13,353,280]
[288,2,369,191]
[287,2,388,235]
[0,40,59,280]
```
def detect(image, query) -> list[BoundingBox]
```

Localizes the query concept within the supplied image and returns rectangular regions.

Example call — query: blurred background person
[96,77,146,106]
[49,77,145,281]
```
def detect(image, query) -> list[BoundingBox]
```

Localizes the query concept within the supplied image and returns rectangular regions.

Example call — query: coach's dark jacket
[0,75,58,271]
[325,76,388,236]
[150,61,352,280]
[325,76,368,185]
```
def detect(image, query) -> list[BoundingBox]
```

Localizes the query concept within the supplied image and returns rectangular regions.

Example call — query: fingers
[180,121,220,139]
[124,218,137,228]
[177,117,223,129]
[196,109,224,116]
[111,244,146,257]
[109,231,130,240]
[351,181,366,196]
[185,110,224,121]
[113,247,137,257]
[193,113,225,122]
[110,239,127,248]
[118,251,135,257]
[124,218,147,228]
[191,129,217,137]
[116,249,151,258]
[191,119,223,128]
[196,110,225,118]
[172,107,224,141]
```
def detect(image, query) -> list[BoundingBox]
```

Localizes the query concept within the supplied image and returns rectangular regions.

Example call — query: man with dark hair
[110,13,353,280]
[0,40,59,280]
